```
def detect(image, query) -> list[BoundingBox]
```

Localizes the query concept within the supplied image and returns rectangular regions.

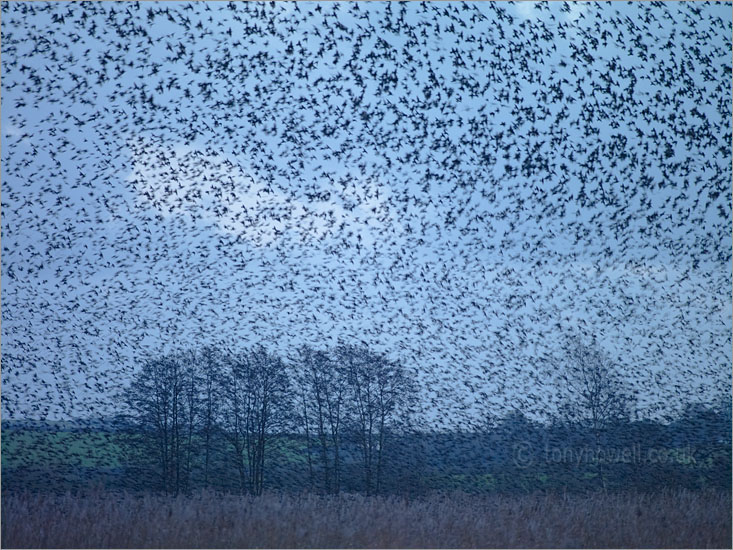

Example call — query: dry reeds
[2,488,730,548]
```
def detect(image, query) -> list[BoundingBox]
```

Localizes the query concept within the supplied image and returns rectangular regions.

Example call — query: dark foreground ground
[2,489,730,548]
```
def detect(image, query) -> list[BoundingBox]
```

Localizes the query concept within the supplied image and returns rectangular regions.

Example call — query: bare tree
[124,351,198,495]
[556,335,634,489]
[197,346,225,488]
[341,345,415,495]
[182,350,198,492]
[220,346,290,495]
[293,345,347,494]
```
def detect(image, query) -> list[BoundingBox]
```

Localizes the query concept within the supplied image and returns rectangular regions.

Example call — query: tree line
[117,337,730,496]
[122,344,415,496]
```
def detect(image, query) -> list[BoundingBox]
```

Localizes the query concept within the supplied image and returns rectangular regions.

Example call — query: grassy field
[1,427,308,469]
[1,429,126,469]
[2,488,730,548]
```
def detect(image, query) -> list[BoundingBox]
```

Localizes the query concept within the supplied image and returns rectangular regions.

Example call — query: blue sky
[1,1,731,427]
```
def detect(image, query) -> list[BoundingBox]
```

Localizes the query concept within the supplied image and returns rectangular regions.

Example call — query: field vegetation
[3,488,730,549]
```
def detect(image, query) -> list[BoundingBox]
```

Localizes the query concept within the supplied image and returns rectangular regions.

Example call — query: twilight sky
[2,1,731,427]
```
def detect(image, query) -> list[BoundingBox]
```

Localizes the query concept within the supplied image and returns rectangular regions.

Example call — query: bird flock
[1,1,731,427]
